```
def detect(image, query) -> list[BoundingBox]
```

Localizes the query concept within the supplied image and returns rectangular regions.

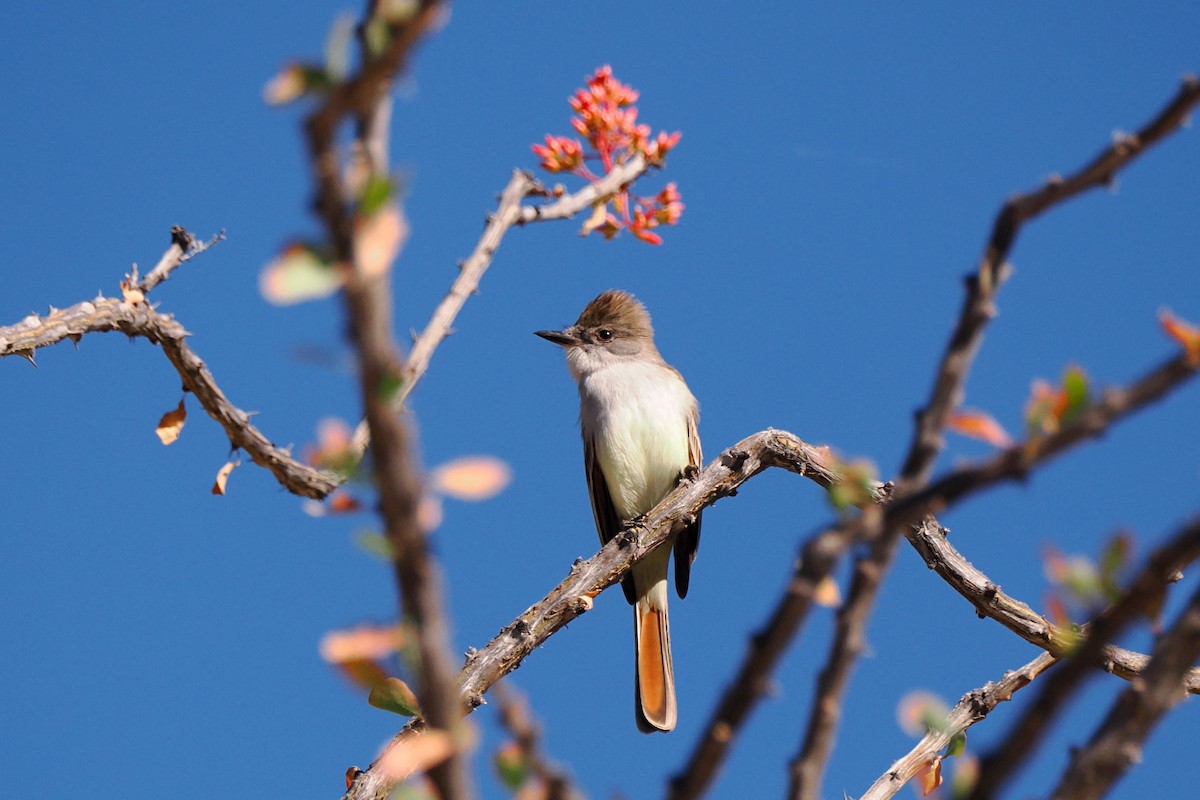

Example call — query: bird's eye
[596,329,613,341]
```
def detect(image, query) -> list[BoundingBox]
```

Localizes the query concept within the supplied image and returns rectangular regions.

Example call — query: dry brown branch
[350,153,655,455]
[893,352,1199,527]
[965,514,1200,800]
[672,346,1199,800]
[787,76,1200,800]
[137,226,225,293]
[910,517,1200,693]
[300,2,470,798]
[901,74,1200,484]
[493,682,586,800]
[859,651,1059,800]
[1045,580,1200,800]
[0,232,339,499]
[343,430,860,800]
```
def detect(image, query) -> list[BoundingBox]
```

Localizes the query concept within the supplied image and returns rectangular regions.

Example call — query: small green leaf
[1099,532,1131,602]
[1060,365,1090,423]
[368,677,421,716]
[946,731,967,757]
[493,742,531,791]
[377,368,405,403]
[359,174,396,217]
[355,530,395,561]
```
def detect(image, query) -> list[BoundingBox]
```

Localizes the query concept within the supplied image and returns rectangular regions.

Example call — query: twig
[909,517,1200,693]
[139,226,226,293]
[787,75,1200,800]
[350,154,655,455]
[350,169,537,455]
[493,682,586,800]
[343,430,864,800]
[892,352,1199,527]
[859,651,1058,800]
[671,347,1200,800]
[1045,579,1200,800]
[0,235,338,500]
[965,514,1200,800]
[902,74,1200,484]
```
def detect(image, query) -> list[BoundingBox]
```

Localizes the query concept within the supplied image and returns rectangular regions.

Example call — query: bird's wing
[673,408,703,599]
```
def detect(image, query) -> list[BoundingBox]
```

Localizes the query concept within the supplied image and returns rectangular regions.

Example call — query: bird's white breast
[579,360,697,520]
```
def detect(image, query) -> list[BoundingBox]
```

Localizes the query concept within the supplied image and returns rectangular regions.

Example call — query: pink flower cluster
[532,66,683,244]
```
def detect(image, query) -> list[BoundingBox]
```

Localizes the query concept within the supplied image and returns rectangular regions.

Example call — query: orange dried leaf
[211,458,240,495]
[917,758,943,797]
[354,203,409,278]
[431,456,513,501]
[1160,308,1200,366]
[375,729,457,782]
[813,575,842,608]
[947,409,1013,448]
[155,398,187,445]
[336,657,391,690]
[329,492,363,514]
[320,624,408,663]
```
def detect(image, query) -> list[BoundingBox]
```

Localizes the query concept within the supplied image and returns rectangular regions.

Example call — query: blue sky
[2,3,1198,799]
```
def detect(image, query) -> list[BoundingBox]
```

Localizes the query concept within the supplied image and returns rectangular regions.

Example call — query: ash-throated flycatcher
[536,290,702,733]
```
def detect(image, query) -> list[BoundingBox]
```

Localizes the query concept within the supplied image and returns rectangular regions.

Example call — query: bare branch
[350,169,538,454]
[0,236,338,500]
[859,651,1058,800]
[1046,580,1200,800]
[965,514,1200,800]
[344,430,857,800]
[901,74,1200,483]
[350,154,657,455]
[673,347,1199,800]
[139,226,226,293]
[789,75,1200,800]
[893,352,1199,526]
[909,517,1200,693]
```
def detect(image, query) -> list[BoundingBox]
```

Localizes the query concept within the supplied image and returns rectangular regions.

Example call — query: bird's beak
[535,328,580,347]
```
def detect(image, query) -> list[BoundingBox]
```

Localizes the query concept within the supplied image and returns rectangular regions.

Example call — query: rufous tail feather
[634,599,676,732]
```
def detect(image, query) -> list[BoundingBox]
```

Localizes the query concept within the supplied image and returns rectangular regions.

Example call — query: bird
[536,290,702,732]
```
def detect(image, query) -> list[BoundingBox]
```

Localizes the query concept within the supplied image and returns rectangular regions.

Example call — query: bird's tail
[634,577,676,733]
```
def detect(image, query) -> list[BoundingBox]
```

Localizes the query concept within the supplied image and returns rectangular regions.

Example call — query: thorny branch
[343,430,864,800]
[0,231,339,499]
[1046,579,1200,800]
[670,346,1200,800]
[964,514,1200,800]
[786,74,1200,800]
[350,153,655,455]
[858,651,1059,800]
